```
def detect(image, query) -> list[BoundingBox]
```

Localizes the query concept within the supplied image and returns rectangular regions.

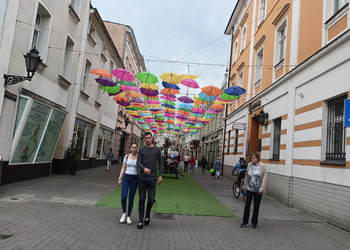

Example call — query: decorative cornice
[272,4,290,25]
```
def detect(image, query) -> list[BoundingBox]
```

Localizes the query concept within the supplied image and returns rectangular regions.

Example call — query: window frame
[227,130,231,153]
[271,117,281,161]
[61,35,75,81]
[82,59,92,94]
[274,18,287,65]
[258,0,267,27]
[240,25,247,52]
[254,47,264,85]
[233,39,238,63]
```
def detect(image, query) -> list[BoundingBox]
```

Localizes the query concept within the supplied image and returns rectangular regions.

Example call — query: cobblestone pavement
[0,165,349,250]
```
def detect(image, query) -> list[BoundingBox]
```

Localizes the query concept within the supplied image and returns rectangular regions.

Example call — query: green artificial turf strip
[96,172,237,217]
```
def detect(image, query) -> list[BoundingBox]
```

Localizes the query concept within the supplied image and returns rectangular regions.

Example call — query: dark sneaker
[252,224,257,229]
[144,218,150,226]
[137,222,143,229]
[240,223,248,228]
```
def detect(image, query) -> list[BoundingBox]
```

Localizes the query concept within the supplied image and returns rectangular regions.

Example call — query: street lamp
[4,48,43,86]
[257,110,269,126]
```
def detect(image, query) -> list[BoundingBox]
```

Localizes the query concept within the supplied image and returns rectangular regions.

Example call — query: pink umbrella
[164,113,175,118]
[181,79,200,89]
[160,95,176,101]
[191,107,205,114]
[215,96,232,103]
[161,93,176,98]
[112,68,134,81]
[130,98,144,103]
[178,96,193,103]
[146,100,161,104]
[121,85,139,92]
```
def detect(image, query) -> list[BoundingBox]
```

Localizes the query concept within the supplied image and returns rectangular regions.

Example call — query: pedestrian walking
[137,132,163,229]
[183,154,189,172]
[214,157,222,178]
[118,148,124,166]
[189,156,195,173]
[106,148,114,171]
[118,143,139,225]
[241,153,267,229]
[201,156,207,173]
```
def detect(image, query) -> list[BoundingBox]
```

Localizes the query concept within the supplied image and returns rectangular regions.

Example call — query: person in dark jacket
[201,156,207,174]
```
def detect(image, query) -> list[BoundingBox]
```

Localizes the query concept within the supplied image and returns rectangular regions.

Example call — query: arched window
[233,40,238,63]
[240,26,247,52]
[258,0,266,26]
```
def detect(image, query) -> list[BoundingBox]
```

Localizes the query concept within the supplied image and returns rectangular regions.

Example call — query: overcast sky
[91,0,237,96]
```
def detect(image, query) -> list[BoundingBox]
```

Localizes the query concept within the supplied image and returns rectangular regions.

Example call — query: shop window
[96,128,112,158]
[73,119,93,159]
[272,117,281,160]
[325,95,347,162]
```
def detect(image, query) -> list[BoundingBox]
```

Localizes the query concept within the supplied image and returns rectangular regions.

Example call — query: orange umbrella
[211,104,225,110]
[126,91,143,98]
[161,88,180,95]
[113,95,129,102]
[201,85,222,96]
[90,68,112,78]
[133,102,146,108]
[163,108,175,113]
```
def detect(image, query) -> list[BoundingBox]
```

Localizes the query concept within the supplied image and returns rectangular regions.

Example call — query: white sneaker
[120,213,127,224]
[127,216,132,225]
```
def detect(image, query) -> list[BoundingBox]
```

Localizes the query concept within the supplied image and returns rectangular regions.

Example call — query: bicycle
[232,171,247,202]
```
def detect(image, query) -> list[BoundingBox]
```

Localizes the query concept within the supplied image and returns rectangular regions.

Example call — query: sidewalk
[0,164,349,250]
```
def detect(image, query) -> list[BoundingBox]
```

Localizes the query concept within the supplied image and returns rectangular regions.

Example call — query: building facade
[224,0,350,231]
[0,0,126,184]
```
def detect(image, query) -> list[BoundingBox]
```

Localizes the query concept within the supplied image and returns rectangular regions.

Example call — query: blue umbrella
[179,103,194,109]
[162,81,180,90]
[199,92,217,102]
[224,86,246,96]
[162,103,175,109]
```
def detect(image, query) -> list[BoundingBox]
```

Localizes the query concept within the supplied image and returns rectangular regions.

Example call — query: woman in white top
[118,143,138,225]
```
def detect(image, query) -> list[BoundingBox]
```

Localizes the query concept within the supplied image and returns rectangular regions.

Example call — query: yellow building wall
[298,0,323,64]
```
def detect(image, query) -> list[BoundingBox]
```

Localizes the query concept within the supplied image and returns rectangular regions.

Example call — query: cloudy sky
[91,0,237,96]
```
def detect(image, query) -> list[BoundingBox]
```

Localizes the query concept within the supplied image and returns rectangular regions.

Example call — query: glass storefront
[96,128,112,159]
[73,119,93,159]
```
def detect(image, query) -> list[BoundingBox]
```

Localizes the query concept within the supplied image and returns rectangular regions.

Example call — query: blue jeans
[121,174,138,216]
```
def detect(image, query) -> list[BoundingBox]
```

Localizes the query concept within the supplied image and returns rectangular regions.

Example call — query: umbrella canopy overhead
[95,77,115,87]
[136,71,158,84]
[224,86,246,96]
[178,96,193,103]
[160,95,176,101]
[162,81,180,90]
[161,88,180,95]
[140,88,158,96]
[117,80,136,86]
[198,92,216,102]
[112,68,134,81]
[141,82,159,90]
[201,85,222,96]
[160,72,182,84]
[90,68,112,78]
[181,79,200,89]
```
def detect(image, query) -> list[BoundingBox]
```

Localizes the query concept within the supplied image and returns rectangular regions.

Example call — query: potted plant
[64,141,82,175]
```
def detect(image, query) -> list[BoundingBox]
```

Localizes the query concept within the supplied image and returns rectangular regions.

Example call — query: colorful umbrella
[201,85,222,96]
[121,85,139,92]
[90,68,112,78]
[141,82,159,90]
[191,107,205,114]
[219,93,239,101]
[211,104,225,110]
[160,95,176,101]
[136,71,158,84]
[117,101,131,107]
[160,72,182,84]
[130,98,144,103]
[140,88,158,96]
[180,74,198,80]
[100,85,120,94]
[181,79,200,89]
[95,77,115,87]
[178,96,193,103]
[162,81,180,90]
[161,88,180,95]
[224,86,246,96]
[112,68,134,81]
[146,100,161,104]
[126,92,143,98]
[117,80,136,86]
[198,92,216,102]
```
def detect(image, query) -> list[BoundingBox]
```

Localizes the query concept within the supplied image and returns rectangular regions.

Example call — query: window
[275,21,287,63]
[233,40,238,63]
[258,0,266,26]
[254,48,264,84]
[70,0,80,13]
[227,130,231,153]
[334,0,349,13]
[31,4,51,60]
[82,59,92,93]
[73,119,93,159]
[272,118,281,160]
[61,36,75,80]
[238,71,243,87]
[96,128,112,158]
[240,26,247,52]
[234,129,238,153]
[325,95,347,161]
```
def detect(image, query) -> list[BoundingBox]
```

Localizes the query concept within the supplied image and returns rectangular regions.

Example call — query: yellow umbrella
[180,74,198,80]
[141,82,159,90]
[160,72,182,84]
[193,95,199,108]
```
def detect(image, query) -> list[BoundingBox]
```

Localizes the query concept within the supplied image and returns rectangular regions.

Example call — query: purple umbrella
[161,93,176,98]
[178,96,193,103]
[131,98,144,103]
[95,77,116,87]
[140,88,158,96]
[117,101,131,106]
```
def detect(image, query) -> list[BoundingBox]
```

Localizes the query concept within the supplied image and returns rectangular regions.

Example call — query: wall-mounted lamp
[115,117,130,131]
[257,110,269,126]
[4,48,43,87]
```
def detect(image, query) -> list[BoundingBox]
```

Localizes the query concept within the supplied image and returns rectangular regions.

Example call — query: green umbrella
[117,80,136,86]
[100,84,120,94]
[220,93,239,101]
[161,100,175,105]
[136,71,158,84]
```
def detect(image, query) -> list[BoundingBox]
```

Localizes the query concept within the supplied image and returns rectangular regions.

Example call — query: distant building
[224,0,350,231]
